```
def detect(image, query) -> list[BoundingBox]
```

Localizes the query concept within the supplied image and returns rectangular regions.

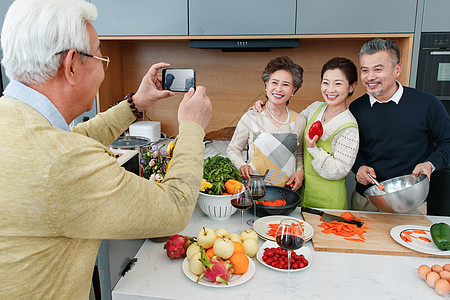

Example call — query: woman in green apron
[301,57,359,209]
[227,56,306,191]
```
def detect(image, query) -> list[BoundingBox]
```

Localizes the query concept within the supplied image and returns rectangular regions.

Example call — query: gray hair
[261,56,303,92]
[1,0,97,85]
[359,38,401,65]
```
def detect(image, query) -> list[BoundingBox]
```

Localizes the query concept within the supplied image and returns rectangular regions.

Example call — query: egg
[435,279,450,296]
[431,264,444,273]
[440,270,450,280]
[444,264,450,272]
[417,264,431,280]
[427,271,441,288]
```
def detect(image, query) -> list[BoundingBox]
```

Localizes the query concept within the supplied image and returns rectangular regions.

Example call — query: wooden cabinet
[422,0,450,32]
[91,0,188,36]
[296,0,417,34]
[189,0,296,35]
[98,34,414,137]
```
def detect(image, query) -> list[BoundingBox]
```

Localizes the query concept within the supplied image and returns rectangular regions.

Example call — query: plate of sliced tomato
[253,215,314,242]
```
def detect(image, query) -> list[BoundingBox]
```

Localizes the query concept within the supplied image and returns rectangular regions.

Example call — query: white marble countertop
[112,140,449,300]
[112,204,449,300]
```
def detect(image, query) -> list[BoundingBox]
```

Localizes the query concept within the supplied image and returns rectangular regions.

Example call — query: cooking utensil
[254,185,301,217]
[109,135,151,162]
[364,174,429,213]
[301,207,363,227]
[367,173,387,193]
[259,169,285,186]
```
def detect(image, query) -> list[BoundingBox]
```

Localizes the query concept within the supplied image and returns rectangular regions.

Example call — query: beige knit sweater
[0,97,205,299]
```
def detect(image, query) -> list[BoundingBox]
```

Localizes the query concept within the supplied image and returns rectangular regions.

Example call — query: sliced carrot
[340,211,355,221]
[267,222,304,237]
[344,238,365,242]
[412,230,427,235]
[401,233,412,243]
[256,199,287,207]
[418,236,431,243]
[318,220,367,242]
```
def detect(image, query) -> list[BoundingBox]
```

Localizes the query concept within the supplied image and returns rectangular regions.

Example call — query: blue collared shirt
[3,80,70,132]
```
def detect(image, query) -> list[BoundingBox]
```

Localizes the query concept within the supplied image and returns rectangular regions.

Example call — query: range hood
[189,39,299,52]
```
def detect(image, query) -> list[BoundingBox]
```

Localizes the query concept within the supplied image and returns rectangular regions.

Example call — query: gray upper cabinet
[296,0,417,34]
[189,0,296,35]
[422,0,450,32]
[91,0,188,36]
[0,0,15,90]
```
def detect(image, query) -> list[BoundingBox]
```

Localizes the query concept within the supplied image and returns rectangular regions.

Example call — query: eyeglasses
[55,49,110,70]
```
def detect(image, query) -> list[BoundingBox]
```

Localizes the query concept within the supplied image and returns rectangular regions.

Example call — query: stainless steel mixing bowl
[363,174,429,213]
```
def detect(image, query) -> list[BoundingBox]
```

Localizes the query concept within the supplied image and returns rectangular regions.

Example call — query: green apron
[301,103,357,209]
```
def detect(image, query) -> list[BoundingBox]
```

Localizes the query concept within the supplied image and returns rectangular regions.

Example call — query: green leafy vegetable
[202,154,241,195]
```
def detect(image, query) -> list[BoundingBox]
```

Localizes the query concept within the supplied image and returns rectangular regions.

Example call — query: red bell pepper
[308,120,323,140]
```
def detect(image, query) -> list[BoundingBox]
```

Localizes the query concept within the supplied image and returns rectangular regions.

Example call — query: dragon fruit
[197,251,234,285]
[163,234,194,259]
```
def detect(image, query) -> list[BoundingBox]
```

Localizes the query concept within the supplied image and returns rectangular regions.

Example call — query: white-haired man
[0,0,212,298]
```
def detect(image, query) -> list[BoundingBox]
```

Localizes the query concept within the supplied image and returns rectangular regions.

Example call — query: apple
[240,230,258,242]
[197,227,217,249]
[189,252,204,275]
[215,228,230,239]
[229,233,242,243]
[186,243,202,260]
[242,239,258,257]
[213,238,235,259]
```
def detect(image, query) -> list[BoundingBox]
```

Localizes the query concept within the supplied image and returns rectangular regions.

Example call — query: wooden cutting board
[301,211,450,258]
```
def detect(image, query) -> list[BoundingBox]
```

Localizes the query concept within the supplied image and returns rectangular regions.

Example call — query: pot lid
[110,136,150,149]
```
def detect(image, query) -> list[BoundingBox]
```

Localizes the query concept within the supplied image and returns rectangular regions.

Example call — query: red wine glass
[230,186,252,232]
[275,218,304,272]
[246,174,266,226]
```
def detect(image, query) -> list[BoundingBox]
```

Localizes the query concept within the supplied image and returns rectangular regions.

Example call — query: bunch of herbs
[202,154,241,195]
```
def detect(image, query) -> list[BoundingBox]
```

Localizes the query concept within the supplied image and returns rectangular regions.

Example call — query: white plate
[390,225,450,256]
[256,240,312,272]
[252,215,314,242]
[182,255,255,287]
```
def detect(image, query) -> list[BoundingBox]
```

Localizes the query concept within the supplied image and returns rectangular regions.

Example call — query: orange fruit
[206,247,215,259]
[229,252,249,275]
[232,241,245,254]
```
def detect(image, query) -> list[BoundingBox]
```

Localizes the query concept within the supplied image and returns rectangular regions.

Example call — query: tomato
[263,246,309,270]
[309,120,323,140]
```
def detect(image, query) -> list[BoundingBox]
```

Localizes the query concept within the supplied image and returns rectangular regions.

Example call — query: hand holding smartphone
[162,68,196,92]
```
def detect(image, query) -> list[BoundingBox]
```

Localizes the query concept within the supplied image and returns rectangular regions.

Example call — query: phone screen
[162,68,196,92]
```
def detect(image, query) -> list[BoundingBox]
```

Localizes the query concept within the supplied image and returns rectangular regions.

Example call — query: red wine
[252,189,266,200]
[231,199,252,210]
[276,234,304,250]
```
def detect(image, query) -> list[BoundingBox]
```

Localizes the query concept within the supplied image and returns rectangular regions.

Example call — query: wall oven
[416,32,450,216]
[416,32,450,114]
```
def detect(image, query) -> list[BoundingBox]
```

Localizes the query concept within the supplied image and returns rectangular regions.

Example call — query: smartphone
[162,68,196,92]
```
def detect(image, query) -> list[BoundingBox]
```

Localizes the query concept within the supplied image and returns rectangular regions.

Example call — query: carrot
[412,230,427,235]
[401,232,412,243]
[266,222,305,237]
[418,236,431,243]
[340,211,355,221]
[344,238,365,242]
[256,199,287,207]
[318,220,368,242]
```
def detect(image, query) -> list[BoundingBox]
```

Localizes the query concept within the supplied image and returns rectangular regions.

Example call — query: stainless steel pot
[109,136,151,161]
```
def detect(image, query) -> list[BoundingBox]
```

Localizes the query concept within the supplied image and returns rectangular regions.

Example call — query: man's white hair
[1,0,97,85]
